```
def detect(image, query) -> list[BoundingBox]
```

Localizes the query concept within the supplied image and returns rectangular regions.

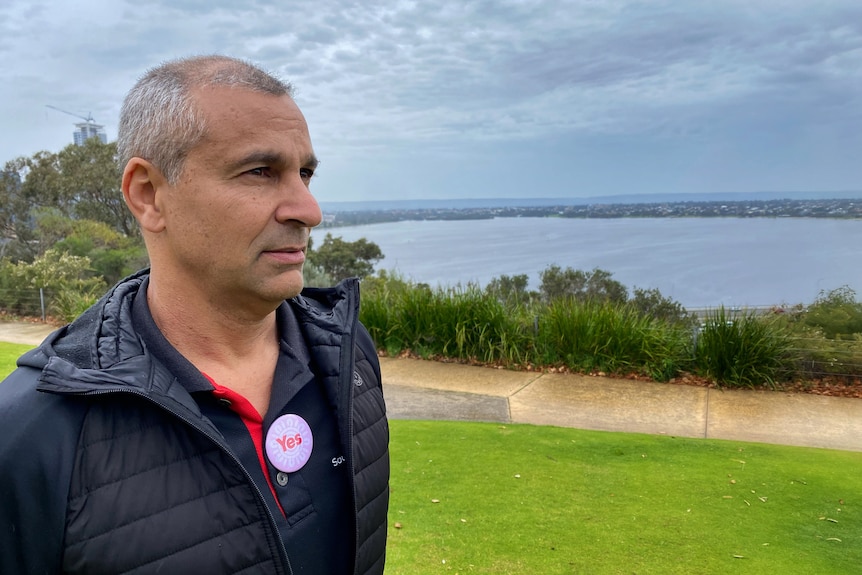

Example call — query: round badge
[265,414,313,473]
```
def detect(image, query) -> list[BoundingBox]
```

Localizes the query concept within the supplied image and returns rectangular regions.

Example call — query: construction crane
[46,104,97,124]
[46,104,107,146]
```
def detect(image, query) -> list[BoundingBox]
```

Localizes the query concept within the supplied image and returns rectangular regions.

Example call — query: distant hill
[318,191,862,212]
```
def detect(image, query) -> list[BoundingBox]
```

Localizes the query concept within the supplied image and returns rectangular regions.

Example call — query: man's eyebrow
[303,154,320,171]
[225,151,319,172]
[225,151,286,172]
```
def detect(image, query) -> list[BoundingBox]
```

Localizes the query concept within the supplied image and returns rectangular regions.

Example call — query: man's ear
[122,158,168,233]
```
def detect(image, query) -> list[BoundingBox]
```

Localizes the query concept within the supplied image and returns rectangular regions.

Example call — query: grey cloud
[1,0,860,200]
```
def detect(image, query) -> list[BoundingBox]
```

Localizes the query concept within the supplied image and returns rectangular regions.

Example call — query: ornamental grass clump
[694,307,795,388]
[444,286,532,364]
[360,272,438,356]
[534,298,687,380]
[358,272,412,355]
[361,275,531,364]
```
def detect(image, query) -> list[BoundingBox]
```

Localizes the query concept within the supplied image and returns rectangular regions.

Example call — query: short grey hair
[117,55,293,184]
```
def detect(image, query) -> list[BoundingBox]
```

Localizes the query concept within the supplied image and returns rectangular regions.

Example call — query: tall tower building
[73,121,107,146]
[46,106,108,146]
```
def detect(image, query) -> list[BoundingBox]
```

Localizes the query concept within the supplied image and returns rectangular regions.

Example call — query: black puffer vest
[0,271,389,574]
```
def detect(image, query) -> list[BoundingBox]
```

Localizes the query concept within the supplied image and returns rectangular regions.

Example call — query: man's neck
[146,279,282,417]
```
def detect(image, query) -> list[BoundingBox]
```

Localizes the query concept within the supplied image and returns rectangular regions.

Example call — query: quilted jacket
[0,271,389,574]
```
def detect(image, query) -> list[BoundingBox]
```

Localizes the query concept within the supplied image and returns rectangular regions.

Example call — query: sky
[1,0,861,203]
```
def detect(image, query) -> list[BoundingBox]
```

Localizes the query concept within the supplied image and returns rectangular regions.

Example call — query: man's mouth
[262,247,306,265]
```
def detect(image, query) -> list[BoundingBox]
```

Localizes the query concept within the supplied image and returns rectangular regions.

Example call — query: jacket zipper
[343,287,360,575]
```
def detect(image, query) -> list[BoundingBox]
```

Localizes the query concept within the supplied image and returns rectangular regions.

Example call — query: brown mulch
[381,350,862,400]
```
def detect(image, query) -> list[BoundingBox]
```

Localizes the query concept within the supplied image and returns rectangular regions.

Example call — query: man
[0,55,389,574]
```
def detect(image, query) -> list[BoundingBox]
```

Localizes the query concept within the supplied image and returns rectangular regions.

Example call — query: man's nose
[276,177,322,228]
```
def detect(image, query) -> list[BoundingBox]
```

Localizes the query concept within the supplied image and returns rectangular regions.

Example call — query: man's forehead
[192,85,299,114]
[183,94,315,168]
[191,87,310,143]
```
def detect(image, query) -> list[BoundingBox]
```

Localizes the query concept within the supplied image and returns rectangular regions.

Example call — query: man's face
[155,86,322,316]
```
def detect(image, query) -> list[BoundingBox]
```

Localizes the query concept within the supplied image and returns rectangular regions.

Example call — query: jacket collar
[27,271,360,406]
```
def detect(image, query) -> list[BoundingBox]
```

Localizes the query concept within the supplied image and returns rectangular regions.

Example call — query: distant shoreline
[324,216,862,309]
[320,197,862,228]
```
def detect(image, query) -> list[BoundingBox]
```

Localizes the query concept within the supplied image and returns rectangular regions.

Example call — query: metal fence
[0,287,50,321]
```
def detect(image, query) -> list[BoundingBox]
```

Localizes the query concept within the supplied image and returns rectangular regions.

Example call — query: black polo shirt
[131,285,352,573]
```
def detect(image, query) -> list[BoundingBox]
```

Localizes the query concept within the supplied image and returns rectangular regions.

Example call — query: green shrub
[538,265,627,304]
[302,262,334,288]
[360,273,846,387]
[0,250,106,319]
[484,273,534,306]
[694,307,794,388]
[630,287,695,326]
[51,284,104,323]
[360,271,420,355]
[802,286,862,339]
[788,328,862,380]
[0,258,41,315]
[445,286,532,364]
[534,298,687,380]
[361,273,532,364]
[309,233,383,281]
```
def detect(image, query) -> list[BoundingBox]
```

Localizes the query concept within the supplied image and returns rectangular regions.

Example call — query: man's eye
[246,167,272,177]
[300,168,314,181]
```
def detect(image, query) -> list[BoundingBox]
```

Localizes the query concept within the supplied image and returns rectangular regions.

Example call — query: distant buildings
[321,197,862,227]
[73,121,107,146]
[46,106,108,146]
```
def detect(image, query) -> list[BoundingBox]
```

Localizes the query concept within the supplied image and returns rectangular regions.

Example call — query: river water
[317,217,862,308]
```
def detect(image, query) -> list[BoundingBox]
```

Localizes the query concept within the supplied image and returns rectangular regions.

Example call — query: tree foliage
[1,154,62,261]
[49,216,148,285]
[1,140,139,263]
[308,233,384,281]
[538,265,628,304]
[0,248,107,320]
[54,139,137,236]
[11,248,99,292]
[485,273,532,305]
[630,287,693,326]
[302,261,334,288]
[803,286,862,339]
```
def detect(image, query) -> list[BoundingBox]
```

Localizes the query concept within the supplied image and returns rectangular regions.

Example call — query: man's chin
[271,270,305,300]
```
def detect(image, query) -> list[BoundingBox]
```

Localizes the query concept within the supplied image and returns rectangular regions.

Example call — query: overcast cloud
[1,0,860,201]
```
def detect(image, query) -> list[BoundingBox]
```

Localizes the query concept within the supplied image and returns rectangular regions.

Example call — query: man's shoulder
[0,362,46,409]
[0,362,85,423]
[0,364,89,481]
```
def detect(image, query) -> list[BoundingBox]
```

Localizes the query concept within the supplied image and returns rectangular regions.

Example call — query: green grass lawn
[0,342,33,378]
[2,343,859,574]
[387,420,861,575]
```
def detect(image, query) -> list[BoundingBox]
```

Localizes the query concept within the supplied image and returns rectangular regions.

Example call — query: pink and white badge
[265,414,313,473]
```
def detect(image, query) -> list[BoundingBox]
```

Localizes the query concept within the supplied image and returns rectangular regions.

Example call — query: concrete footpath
[382,358,862,452]
[2,322,861,452]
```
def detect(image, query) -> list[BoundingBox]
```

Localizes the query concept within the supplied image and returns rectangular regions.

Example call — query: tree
[36,139,137,237]
[630,287,692,325]
[1,140,138,263]
[1,248,107,320]
[47,216,148,284]
[302,261,334,288]
[538,265,627,304]
[2,139,136,238]
[308,233,384,281]
[485,273,532,305]
[1,154,65,261]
